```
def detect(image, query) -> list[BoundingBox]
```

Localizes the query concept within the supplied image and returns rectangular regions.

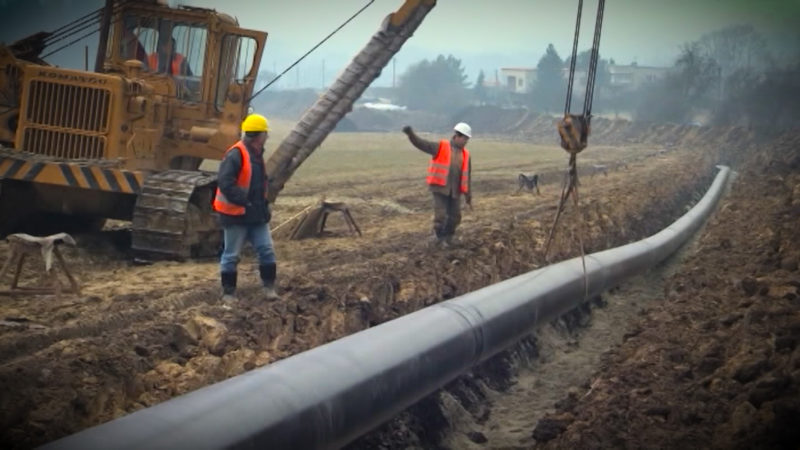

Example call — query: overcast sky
[1,0,798,88]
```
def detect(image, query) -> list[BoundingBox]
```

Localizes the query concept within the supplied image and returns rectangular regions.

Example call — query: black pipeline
[43,167,731,450]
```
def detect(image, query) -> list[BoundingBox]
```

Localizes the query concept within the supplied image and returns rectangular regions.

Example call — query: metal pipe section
[44,167,730,450]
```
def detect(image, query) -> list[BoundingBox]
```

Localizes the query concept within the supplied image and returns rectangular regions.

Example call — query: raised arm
[402,126,438,156]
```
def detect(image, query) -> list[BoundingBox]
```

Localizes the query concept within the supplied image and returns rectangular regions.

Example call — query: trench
[349,234,702,449]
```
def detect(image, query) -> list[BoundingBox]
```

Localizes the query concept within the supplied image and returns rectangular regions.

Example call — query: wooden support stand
[0,233,81,296]
[290,201,362,240]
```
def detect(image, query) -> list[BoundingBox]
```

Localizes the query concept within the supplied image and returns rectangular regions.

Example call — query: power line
[246,0,375,104]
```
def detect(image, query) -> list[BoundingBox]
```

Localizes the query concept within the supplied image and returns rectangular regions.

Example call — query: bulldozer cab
[104,3,266,127]
[0,1,267,254]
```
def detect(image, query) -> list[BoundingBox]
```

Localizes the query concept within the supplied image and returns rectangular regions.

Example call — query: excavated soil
[0,117,797,448]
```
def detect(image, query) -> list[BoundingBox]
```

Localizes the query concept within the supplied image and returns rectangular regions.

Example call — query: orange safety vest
[426,140,470,194]
[212,141,267,216]
[147,53,185,75]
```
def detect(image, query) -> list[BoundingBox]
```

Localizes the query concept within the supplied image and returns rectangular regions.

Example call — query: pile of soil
[341,107,448,133]
[532,130,800,449]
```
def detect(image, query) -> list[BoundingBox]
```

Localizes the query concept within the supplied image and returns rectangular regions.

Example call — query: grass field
[204,117,651,198]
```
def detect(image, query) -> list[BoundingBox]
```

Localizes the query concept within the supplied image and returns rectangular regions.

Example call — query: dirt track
[1,118,798,448]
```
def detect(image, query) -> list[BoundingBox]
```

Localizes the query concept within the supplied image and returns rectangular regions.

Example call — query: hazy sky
[1,0,798,88]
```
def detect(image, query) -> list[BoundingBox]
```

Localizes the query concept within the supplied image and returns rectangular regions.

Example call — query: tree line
[392,24,799,130]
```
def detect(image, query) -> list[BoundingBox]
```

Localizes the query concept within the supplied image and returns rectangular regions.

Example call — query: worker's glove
[402,125,412,135]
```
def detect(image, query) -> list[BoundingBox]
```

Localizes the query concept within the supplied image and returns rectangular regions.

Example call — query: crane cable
[583,0,605,118]
[564,0,605,118]
[543,0,606,275]
[246,0,375,104]
[40,0,136,59]
[564,0,583,116]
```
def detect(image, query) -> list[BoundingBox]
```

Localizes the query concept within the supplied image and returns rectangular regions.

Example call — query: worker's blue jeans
[220,223,276,274]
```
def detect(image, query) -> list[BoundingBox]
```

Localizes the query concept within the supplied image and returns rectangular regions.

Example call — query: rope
[246,0,375,104]
[271,204,315,234]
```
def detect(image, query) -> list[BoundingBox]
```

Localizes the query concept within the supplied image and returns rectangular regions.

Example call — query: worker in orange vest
[403,122,473,247]
[213,113,278,301]
[148,37,192,76]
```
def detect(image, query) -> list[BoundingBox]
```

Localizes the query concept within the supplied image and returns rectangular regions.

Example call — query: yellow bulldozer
[0,0,436,260]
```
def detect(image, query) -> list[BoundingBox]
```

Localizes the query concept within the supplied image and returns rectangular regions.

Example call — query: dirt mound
[341,107,448,133]
[249,88,320,120]
[454,105,761,160]
[531,131,800,449]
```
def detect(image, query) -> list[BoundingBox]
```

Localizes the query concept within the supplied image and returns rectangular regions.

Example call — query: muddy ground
[0,118,797,448]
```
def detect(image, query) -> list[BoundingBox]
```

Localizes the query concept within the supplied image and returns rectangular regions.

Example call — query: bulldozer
[0,0,436,260]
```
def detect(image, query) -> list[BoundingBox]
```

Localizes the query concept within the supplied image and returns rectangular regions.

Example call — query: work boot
[221,271,237,302]
[428,230,446,249]
[259,263,280,301]
[444,235,459,247]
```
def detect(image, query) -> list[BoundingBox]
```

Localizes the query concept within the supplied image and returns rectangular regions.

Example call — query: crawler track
[131,170,220,261]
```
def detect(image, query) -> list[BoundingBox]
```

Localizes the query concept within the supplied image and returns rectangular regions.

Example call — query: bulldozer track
[131,170,220,261]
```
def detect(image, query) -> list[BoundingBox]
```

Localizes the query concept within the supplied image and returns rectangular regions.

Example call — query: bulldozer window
[119,15,148,65]
[171,24,207,102]
[215,35,257,110]
[172,24,207,77]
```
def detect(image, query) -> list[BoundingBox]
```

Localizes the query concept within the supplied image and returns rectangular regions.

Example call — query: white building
[608,63,668,90]
[498,63,668,95]
[499,67,537,94]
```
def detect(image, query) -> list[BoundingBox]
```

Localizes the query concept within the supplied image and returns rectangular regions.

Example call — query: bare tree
[697,25,772,79]
[674,43,721,100]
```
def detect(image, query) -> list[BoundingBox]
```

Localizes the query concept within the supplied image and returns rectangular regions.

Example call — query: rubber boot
[259,263,279,301]
[221,271,237,302]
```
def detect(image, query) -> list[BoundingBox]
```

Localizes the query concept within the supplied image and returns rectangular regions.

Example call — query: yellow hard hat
[241,113,269,133]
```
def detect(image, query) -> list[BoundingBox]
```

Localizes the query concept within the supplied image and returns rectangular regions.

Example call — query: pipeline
[43,166,731,450]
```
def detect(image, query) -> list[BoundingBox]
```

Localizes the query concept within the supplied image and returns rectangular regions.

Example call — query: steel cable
[246,0,375,104]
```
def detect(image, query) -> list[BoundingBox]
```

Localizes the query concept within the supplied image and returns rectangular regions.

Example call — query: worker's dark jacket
[217,139,271,226]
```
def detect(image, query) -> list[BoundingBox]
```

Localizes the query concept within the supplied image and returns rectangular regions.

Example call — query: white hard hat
[453,122,472,138]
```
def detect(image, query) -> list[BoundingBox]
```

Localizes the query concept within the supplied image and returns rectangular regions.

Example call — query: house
[608,63,668,90]
[499,67,537,94]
